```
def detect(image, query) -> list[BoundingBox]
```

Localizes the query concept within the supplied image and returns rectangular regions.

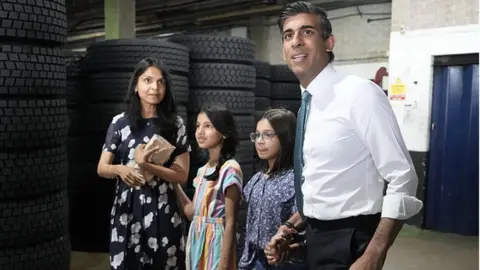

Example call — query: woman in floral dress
[97,57,190,270]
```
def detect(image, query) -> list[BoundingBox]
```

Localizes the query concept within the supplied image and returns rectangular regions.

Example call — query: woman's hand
[264,225,297,265]
[116,165,145,187]
[265,230,289,265]
[134,144,159,165]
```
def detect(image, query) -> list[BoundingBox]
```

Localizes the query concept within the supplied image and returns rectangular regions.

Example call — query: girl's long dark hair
[125,57,177,146]
[258,108,296,178]
[201,105,239,181]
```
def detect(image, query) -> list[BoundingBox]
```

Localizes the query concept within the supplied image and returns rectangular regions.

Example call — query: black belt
[306,213,381,233]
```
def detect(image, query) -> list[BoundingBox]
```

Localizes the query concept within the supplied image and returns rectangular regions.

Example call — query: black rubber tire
[67,135,105,164]
[0,99,68,150]
[255,61,271,80]
[188,141,207,166]
[86,72,189,104]
[239,162,255,183]
[254,110,266,123]
[271,100,301,115]
[68,189,114,253]
[0,0,67,45]
[187,164,201,188]
[85,103,126,133]
[187,115,254,140]
[65,50,86,78]
[255,79,271,98]
[236,140,255,165]
[168,35,255,64]
[177,105,187,124]
[0,146,68,200]
[172,75,189,104]
[66,80,84,106]
[233,115,255,140]
[65,51,86,106]
[189,63,255,90]
[188,89,255,115]
[0,190,69,249]
[85,39,189,74]
[270,65,298,82]
[85,72,129,102]
[68,162,116,193]
[0,236,71,270]
[190,139,254,165]
[67,106,81,135]
[0,45,66,97]
[68,161,119,191]
[271,83,301,100]
[255,97,271,111]
[236,206,247,261]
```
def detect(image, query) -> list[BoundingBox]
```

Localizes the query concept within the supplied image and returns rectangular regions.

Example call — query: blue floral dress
[238,169,306,270]
[102,112,190,270]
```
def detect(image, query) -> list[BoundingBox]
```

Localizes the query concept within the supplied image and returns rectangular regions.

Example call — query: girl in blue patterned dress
[239,108,307,270]
[97,57,190,270]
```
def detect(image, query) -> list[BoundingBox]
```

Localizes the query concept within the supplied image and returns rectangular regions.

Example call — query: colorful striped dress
[185,159,243,270]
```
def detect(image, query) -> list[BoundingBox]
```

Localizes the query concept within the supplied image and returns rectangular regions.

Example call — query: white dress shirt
[301,64,423,221]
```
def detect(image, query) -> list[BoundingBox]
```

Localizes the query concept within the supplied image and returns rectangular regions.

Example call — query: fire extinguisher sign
[389,78,406,101]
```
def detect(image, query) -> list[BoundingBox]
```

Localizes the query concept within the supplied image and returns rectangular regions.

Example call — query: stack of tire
[65,50,89,251]
[169,35,256,262]
[67,39,190,252]
[252,60,272,173]
[169,35,257,187]
[65,50,86,137]
[0,1,70,269]
[270,65,301,115]
[254,61,272,122]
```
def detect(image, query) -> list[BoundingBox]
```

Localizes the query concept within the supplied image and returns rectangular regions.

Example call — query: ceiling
[66,0,391,45]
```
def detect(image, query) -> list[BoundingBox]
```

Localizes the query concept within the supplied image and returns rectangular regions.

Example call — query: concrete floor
[383,226,478,270]
[70,226,478,270]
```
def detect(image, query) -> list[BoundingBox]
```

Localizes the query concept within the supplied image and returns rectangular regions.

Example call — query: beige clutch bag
[134,134,176,182]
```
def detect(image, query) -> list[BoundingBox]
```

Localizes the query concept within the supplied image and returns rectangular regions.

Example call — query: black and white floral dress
[102,112,191,270]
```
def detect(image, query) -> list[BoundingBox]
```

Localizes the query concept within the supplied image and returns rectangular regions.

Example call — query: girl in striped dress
[174,105,243,270]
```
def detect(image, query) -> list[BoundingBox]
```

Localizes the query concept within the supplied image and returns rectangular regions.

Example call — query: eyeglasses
[250,131,276,142]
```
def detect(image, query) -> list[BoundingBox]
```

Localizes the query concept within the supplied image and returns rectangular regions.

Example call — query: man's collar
[300,64,341,95]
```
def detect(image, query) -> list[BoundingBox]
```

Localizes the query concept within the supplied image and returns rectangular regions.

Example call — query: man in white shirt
[264,1,423,270]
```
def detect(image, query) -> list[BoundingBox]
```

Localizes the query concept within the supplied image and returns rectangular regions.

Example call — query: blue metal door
[425,56,479,236]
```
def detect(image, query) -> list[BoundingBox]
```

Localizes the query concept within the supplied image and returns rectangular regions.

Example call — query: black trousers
[305,213,381,270]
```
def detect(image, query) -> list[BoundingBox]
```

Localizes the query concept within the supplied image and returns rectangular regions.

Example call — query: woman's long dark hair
[201,105,239,181]
[258,108,296,178]
[125,57,177,145]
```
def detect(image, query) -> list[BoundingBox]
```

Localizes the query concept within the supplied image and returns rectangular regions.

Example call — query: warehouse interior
[0,0,478,269]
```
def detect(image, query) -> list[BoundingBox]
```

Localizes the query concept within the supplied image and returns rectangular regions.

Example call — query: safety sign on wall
[389,78,406,100]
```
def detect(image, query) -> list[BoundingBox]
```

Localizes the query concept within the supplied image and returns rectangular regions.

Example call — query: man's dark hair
[277,1,334,62]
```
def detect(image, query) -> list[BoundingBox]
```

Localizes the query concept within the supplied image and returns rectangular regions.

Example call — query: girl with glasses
[239,108,307,270]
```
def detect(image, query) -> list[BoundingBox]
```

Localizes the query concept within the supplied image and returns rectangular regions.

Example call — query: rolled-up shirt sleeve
[351,81,423,220]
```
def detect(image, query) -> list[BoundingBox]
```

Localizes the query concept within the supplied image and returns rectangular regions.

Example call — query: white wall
[251,3,392,80]
[391,0,479,31]
[388,24,480,152]
[333,61,388,80]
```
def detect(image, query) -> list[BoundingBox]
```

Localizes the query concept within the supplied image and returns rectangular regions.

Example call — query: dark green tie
[294,90,312,217]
